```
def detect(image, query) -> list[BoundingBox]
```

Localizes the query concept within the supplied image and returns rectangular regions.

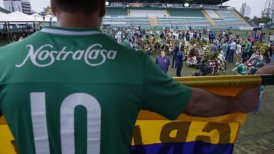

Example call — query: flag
[0,117,17,154]
[0,75,261,154]
[130,75,261,154]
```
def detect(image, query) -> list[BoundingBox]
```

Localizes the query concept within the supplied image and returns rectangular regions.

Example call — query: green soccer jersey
[0,27,192,154]
[244,42,251,53]
[249,59,264,75]
[221,43,228,54]
[232,64,247,75]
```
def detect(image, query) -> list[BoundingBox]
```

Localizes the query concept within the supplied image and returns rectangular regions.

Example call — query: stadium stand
[129,9,168,17]
[205,10,221,19]
[105,7,128,17]
[214,10,251,29]
[103,16,151,27]
[168,8,204,17]
[157,17,212,29]
[103,7,212,29]
[103,3,253,30]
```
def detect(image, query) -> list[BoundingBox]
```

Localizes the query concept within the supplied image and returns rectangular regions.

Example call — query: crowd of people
[104,26,274,113]
[103,26,274,77]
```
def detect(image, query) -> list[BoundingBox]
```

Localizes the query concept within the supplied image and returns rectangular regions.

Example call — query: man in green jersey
[0,0,259,154]
[243,38,252,59]
[232,59,248,75]
[221,40,229,59]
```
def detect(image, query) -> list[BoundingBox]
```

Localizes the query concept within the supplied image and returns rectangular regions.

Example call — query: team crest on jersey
[16,44,117,68]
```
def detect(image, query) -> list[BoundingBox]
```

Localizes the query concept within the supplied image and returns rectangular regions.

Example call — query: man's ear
[99,0,106,17]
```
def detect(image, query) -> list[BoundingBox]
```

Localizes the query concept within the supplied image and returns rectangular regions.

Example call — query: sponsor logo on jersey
[16,44,117,68]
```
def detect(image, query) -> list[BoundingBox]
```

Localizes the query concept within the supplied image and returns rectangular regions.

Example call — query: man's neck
[56,12,101,29]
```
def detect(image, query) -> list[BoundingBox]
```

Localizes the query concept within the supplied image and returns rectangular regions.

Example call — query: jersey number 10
[31,92,101,154]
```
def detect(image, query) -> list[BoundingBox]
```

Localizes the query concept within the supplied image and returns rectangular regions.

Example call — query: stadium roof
[0,7,10,14]
[108,0,229,5]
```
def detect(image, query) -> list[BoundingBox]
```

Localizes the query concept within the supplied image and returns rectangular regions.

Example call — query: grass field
[158,56,274,154]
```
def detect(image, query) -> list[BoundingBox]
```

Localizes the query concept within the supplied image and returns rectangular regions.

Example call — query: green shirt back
[232,64,247,75]
[0,27,191,154]
[244,42,251,53]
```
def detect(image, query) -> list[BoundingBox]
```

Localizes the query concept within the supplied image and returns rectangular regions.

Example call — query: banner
[0,117,17,154]
[0,75,262,154]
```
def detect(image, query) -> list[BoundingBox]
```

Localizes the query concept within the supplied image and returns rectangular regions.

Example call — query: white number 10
[30,93,101,154]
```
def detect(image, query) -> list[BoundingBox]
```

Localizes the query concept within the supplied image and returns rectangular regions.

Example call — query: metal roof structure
[107,0,229,5]
[0,7,10,14]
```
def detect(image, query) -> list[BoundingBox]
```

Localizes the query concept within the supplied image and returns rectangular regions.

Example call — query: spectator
[221,40,229,58]
[228,39,236,63]
[209,31,215,43]
[235,34,241,44]
[156,50,170,74]
[248,51,264,75]
[254,86,265,113]
[210,41,218,52]
[171,44,179,68]
[248,53,265,114]
[176,47,185,77]
[249,49,264,63]
[265,44,273,64]
[269,32,274,43]
[243,38,251,60]
[232,58,248,75]
[236,42,242,65]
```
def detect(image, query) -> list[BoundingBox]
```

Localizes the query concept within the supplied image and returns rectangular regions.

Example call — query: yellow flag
[0,75,261,154]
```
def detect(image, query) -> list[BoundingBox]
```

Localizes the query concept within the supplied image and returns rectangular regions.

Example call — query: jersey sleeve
[142,55,192,120]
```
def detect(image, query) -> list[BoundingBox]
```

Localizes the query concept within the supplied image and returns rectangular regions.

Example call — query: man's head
[160,50,166,58]
[242,58,248,64]
[51,0,106,17]
[180,45,185,51]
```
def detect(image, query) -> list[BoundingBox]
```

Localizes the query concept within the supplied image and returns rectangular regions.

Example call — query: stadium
[0,0,274,154]
[103,0,253,30]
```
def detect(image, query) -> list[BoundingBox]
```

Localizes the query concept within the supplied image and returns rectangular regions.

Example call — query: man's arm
[184,87,259,117]
[256,64,274,74]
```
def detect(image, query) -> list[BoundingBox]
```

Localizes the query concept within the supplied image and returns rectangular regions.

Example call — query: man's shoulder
[237,63,243,67]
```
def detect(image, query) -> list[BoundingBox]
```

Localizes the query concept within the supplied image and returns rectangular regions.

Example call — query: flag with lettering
[130,75,261,154]
[0,75,261,154]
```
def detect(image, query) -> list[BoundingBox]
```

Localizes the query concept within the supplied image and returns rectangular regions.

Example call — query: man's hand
[256,65,274,75]
[184,87,260,117]
[235,87,260,113]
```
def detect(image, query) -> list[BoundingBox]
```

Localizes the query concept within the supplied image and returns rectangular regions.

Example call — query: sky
[0,0,269,18]
[224,0,269,18]
[0,0,50,12]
